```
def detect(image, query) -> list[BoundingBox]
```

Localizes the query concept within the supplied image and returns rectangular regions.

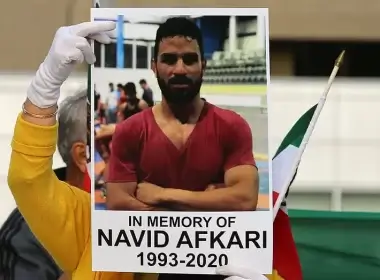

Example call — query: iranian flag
[270,51,344,279]
[271,104,317,280]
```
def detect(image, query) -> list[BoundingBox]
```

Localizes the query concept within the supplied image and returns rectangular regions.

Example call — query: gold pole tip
[335,50,345,67]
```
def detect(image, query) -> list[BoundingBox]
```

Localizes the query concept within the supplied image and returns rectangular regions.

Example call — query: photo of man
[91,8,271,276]
[93,11,269,212]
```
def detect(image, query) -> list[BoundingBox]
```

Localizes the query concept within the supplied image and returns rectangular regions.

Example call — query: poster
[91,7,272,275]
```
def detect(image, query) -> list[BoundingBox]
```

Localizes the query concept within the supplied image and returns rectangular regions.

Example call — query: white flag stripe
[272,145,299,194]
[280,205,288,214]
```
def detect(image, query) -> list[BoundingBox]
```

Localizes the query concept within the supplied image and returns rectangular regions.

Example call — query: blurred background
[2,0,380,279]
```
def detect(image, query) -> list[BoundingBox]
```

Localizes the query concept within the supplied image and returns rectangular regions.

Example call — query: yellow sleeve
[7,114,91,272]
[266,270,285,280]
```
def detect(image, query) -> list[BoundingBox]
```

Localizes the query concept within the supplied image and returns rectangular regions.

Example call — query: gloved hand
[216,265,269,280]
[27,21,116,108]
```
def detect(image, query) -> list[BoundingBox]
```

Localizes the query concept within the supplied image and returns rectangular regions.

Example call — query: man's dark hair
[116,83,123,89]
[154,17,204,61]
[139,79,147,85]
[124,82,137,96]
[108,82,114,87]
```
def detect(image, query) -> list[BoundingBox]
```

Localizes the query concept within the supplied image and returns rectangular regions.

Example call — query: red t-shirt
[107,102,255,191]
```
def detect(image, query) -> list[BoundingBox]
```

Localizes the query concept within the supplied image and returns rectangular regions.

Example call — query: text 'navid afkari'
[97,215,267,249]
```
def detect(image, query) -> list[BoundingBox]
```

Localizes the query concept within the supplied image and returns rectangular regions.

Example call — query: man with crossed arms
[107,17,265,280]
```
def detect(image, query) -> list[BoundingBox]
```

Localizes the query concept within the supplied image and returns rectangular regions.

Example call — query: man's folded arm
[106,122,154,211]
[153,165,258,211]
[107,182,153,211]
[153,115,259,211]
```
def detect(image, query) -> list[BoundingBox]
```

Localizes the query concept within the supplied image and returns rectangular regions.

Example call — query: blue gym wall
[197,16,229,60]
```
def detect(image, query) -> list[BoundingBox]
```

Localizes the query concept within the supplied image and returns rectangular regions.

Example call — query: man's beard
[157,74,203,105]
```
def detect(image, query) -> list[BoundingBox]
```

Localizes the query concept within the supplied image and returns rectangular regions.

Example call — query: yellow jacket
[7,115,281,280]
[7,114,150,280]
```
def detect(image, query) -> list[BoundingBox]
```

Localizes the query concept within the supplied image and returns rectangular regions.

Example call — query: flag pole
[273,50,346,220]
[87,0,100,101]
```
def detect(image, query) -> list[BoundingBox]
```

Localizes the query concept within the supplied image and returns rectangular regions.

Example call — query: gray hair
[58,89,88,164]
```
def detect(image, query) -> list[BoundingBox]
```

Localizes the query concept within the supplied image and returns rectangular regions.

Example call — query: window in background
[124,43,133,68]
[104,43,116,68]
[94,41,101,67]
[136,45,148,69]
[291,41,376,77]
[151,45,155,62]
[346,43,380,77]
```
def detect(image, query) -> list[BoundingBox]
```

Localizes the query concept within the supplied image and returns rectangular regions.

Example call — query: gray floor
[219,105,269,155]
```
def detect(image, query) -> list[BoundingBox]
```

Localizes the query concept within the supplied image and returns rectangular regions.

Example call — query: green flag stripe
[273,104,317,159]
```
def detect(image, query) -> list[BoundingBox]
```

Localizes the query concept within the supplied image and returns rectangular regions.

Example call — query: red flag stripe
[272,190,303,280]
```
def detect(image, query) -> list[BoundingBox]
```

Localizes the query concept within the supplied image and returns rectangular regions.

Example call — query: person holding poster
[6,20,268,280]
[0,90,90,280]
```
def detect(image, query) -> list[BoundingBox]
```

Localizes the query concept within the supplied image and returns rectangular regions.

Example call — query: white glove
[216,265,269,280]
[27,21,116,108]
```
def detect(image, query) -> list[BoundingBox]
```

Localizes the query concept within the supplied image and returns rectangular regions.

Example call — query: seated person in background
[95,127,113,159]
[94,86,100,112]
[116,85,128,122]
[0,89,91,280]
[119,84,127,105]
[139,78,154,107]
[123,82,149,118]
[103,83,121,124]
[98,103,107,124]
[95,80,152,158]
